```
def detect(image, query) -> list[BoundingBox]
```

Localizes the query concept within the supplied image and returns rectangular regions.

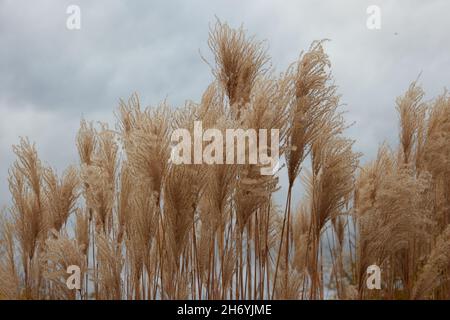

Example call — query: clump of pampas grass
[0,20,449,301]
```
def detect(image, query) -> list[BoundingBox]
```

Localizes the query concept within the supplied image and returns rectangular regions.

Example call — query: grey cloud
[1,0,450,205]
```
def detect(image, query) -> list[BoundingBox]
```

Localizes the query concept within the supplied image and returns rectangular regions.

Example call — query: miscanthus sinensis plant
[0,20,449,300]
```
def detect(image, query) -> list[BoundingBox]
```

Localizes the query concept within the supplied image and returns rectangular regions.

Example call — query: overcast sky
[1,0,449,206]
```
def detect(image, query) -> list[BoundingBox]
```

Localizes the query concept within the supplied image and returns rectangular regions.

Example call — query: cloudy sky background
[1,0,449,207]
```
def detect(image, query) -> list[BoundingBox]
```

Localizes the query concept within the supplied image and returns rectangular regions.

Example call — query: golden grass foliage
[0,20,449,300]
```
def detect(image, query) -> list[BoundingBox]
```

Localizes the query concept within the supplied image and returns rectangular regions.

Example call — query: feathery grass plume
[80,124,117,233]
[11,138,43,202]
[354,144,394,217]
[121,100,171,204]
[208,19,269,117]
[423,92,450,177]
[0,215,20,299]
[421,93,450,234]
[235,169,279,230]
[310,114,346,175]
[9,166,42,264]
[77,119,97,166]
[242,76,291,142]
[117,92,142,136]
[412,225,450,299]
[41,233,86,299]
[309,137,359,235]
[80,164,111,232]
[94,124,118,183]
[198,81,227,127]
[285,40,339,186]
[396,81,426,165]
[356,161,434,298]
[202,162,236,232]
[9,138,45,296]
[43,166,79,233]
[273,40,340,298]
